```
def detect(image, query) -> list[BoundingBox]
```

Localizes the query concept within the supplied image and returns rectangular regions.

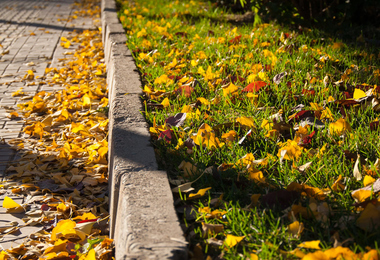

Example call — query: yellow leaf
[288,220,304,236]
[302,251,330,260]
[363,175,376,186]
[41,115,53,126]
[329,118,352,135]
[84,249,96,260]
[204,66,215,81]
[43,252,70,260]
[197,97,210,106]
[298,240,321,249]
[284,248,306,258]
[191,123,220,149]
[161,97,170,108]
[250,253,258,260]
[43,239,67,254]
[24,70,34,80]
[51,219,75,239]
[221,130,237,142]
[331,175,345,191]
[73,212,97,221]
[181,104,192,113]
[191,60,198,67]
[327,96,335,102]
[223,83,239,96]
[362,249,379,260]
[324,246,357,259]
[61,108,70,119]
[12,88,25,97]
[98,146,108,159]
[154,74,173,85]
[82,94,91,108]
[63,41,71,48]
[51,219,85,241]
[236,116,255,129]
[352,190,372,203]
[3,196,21,209]
[353,88,366,100]
[224,234,245,248]
[0,251,10,260]
[57,203,68,212]
[187,187,211,200]
[7,111,19,119]
[277,140,304,160]
[261,119,273,131]
[136,28,147,38]
[247,168,266,184]
[236,153,256,167]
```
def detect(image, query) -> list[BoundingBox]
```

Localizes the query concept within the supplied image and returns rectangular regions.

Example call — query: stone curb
[101,0,188,259]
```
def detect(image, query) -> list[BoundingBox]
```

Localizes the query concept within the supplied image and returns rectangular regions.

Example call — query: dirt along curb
[101,0,188,259]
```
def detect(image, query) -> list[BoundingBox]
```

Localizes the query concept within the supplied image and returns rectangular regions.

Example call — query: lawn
[117,0,380,259]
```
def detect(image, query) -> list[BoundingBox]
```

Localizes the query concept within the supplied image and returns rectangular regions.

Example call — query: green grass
[117,0,380,258]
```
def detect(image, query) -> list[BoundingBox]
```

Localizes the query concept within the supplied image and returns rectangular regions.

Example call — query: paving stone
[0,0,103,248]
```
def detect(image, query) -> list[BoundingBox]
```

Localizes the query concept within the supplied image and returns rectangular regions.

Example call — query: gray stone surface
[102,0,188,259]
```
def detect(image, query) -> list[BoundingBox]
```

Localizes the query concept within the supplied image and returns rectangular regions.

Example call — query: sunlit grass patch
[118,0,380,258]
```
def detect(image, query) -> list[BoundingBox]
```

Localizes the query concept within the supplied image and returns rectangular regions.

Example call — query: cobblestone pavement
[0,0,97,250]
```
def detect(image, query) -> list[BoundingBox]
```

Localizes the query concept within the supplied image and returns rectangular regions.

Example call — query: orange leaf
[324,246,357,259]
[242,81,267,92]
[302,251,330,260]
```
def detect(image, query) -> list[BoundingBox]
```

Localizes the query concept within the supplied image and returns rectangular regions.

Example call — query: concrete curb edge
[101,0,188,259]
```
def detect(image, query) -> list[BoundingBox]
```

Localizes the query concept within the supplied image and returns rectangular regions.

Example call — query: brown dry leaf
[202,223,224,237]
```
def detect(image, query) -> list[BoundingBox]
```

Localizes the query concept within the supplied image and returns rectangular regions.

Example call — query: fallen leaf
[3,196,21,209]
[329,118,352,135]
[242,81,268,92]
[273,72,287,85]
[165,113,186,127]
[187,187,211,200]
[298,240,321,249]
[288,220,304,237]
[356,203,380,232]
[224,234,245,248]
[202,223,224,237]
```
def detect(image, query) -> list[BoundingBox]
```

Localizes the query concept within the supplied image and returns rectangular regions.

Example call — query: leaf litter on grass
[0,1,114,259]
[117,0,380,259]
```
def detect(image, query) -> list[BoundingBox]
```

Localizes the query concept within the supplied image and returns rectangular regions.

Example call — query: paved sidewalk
[0,0,97,250]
